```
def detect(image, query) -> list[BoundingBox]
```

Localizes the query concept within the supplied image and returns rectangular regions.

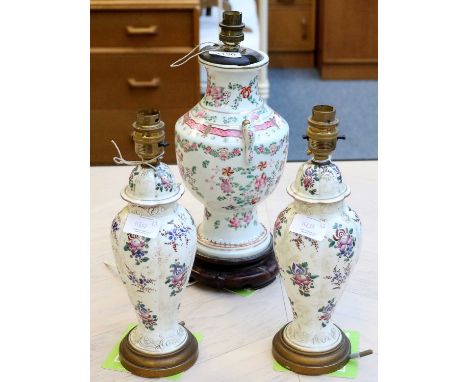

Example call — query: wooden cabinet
[317,0,378,79]
[268,0,316,68]
[90,0,200,165]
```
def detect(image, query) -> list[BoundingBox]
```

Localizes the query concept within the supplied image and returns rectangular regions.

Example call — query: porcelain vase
[110,110,198,377]
[272,105,362,375]
[175,54,289,264]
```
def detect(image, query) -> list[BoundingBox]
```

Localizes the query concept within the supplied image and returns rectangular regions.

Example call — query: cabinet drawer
[269,0,312,5]
[91,52,199,110]
[91,10,194,48]
[269,6,315,51]
[91,108,187,165]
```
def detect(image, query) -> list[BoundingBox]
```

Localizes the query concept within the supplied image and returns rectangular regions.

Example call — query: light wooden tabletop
[91,161,377,382]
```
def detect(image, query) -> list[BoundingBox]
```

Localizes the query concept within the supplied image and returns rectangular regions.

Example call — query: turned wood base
[119,327,198,378]
[190,239,278,290]
[272,324,351,376]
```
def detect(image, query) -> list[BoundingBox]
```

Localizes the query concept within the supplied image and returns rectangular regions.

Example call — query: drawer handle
[126,25,158,35]
[127,78,160,88]
[301,17,308,40]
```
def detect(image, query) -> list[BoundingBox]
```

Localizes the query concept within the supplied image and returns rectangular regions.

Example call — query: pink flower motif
[218,148,229,160]
[203,146,213,153]
[184,143,190,151]
[220,178,233,193]
[274,218,281,231]
[232,148,241,156]
[210,86,225,100]
[127,236,145,253]
[254,172,268,191]
[269,143,278,155]
[333,229,354,256]
[258,145,265,153]
[243,212,253,224]
[195,110,206,117]
[229,217,240,228]
[291,263,312,287]
[303,176,313,190]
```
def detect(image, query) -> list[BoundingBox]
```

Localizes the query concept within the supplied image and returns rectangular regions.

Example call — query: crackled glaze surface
[111,167,197,354]
[274,160,362,352]
[175,56,289,260]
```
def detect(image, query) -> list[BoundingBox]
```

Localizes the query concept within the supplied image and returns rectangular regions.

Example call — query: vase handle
[242,119,255,165]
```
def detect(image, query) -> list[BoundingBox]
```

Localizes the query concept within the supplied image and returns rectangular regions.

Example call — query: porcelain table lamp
[110,109,198,377]
[272,105,363,375]
[174,11,289,289]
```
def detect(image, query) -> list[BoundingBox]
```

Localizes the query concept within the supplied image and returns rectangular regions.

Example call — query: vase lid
[198,11,268,69]
[121,163,184,206]
[287,105,350,204]
[120,109,184,206]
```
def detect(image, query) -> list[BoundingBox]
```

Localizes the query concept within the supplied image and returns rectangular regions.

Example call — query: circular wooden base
[272,324,351,376]
[119,327,198,378]
[191,237,278,290]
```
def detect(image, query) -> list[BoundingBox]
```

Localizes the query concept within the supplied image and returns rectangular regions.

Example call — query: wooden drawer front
[91,52,198,110]
[91,10,194,48]
[269,6,315,51]
[269,0,311,5]
[91,108,186,165]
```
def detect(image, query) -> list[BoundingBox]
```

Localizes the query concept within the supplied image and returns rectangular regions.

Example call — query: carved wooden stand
[191,238,278,290]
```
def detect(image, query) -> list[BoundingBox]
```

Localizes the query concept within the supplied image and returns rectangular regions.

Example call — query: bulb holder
[306,105,339,161]
[132,109,166,161]
[219,11,245,50]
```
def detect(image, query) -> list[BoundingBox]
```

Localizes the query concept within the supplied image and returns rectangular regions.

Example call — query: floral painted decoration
[286,262,319,297]
[129,168,140,191]
[226,211,255,229]
[273,207,291,238]
[318,298,336,327]
[228,76,259,110]
[328,223,356,261]
[165,261,189,297]
[126,265,156,293]
[111,218,119,232]
[289,297,298,319]
[160,221,192,252]
[300,166,320,195]
[325,263,352,290]
[290,234,319,251]
[124,234,150,265]
[254,136,288,156]
[204,77,231,108]
[135,301,158,330]
[154,166,174,192]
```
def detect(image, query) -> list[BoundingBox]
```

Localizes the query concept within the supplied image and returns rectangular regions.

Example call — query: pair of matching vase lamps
[109,11,371,379]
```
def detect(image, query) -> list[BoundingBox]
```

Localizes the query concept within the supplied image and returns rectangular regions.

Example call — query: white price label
[209,50,242,58]
[123,213,160,238]
[289,214,328,241]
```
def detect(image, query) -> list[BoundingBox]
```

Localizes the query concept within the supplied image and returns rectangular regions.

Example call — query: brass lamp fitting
[132,109,167,161]
[219,11,244,50]
[306,105,339,161]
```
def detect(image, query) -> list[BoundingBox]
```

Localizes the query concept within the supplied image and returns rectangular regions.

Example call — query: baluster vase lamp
[272,105,364,375]
[110,109,199,378]
[174,11,289,289]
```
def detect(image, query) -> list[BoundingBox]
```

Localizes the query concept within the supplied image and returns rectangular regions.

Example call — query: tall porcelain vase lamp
[110,110,198,378]
[174,11,289,289]
[272,105,367,375]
